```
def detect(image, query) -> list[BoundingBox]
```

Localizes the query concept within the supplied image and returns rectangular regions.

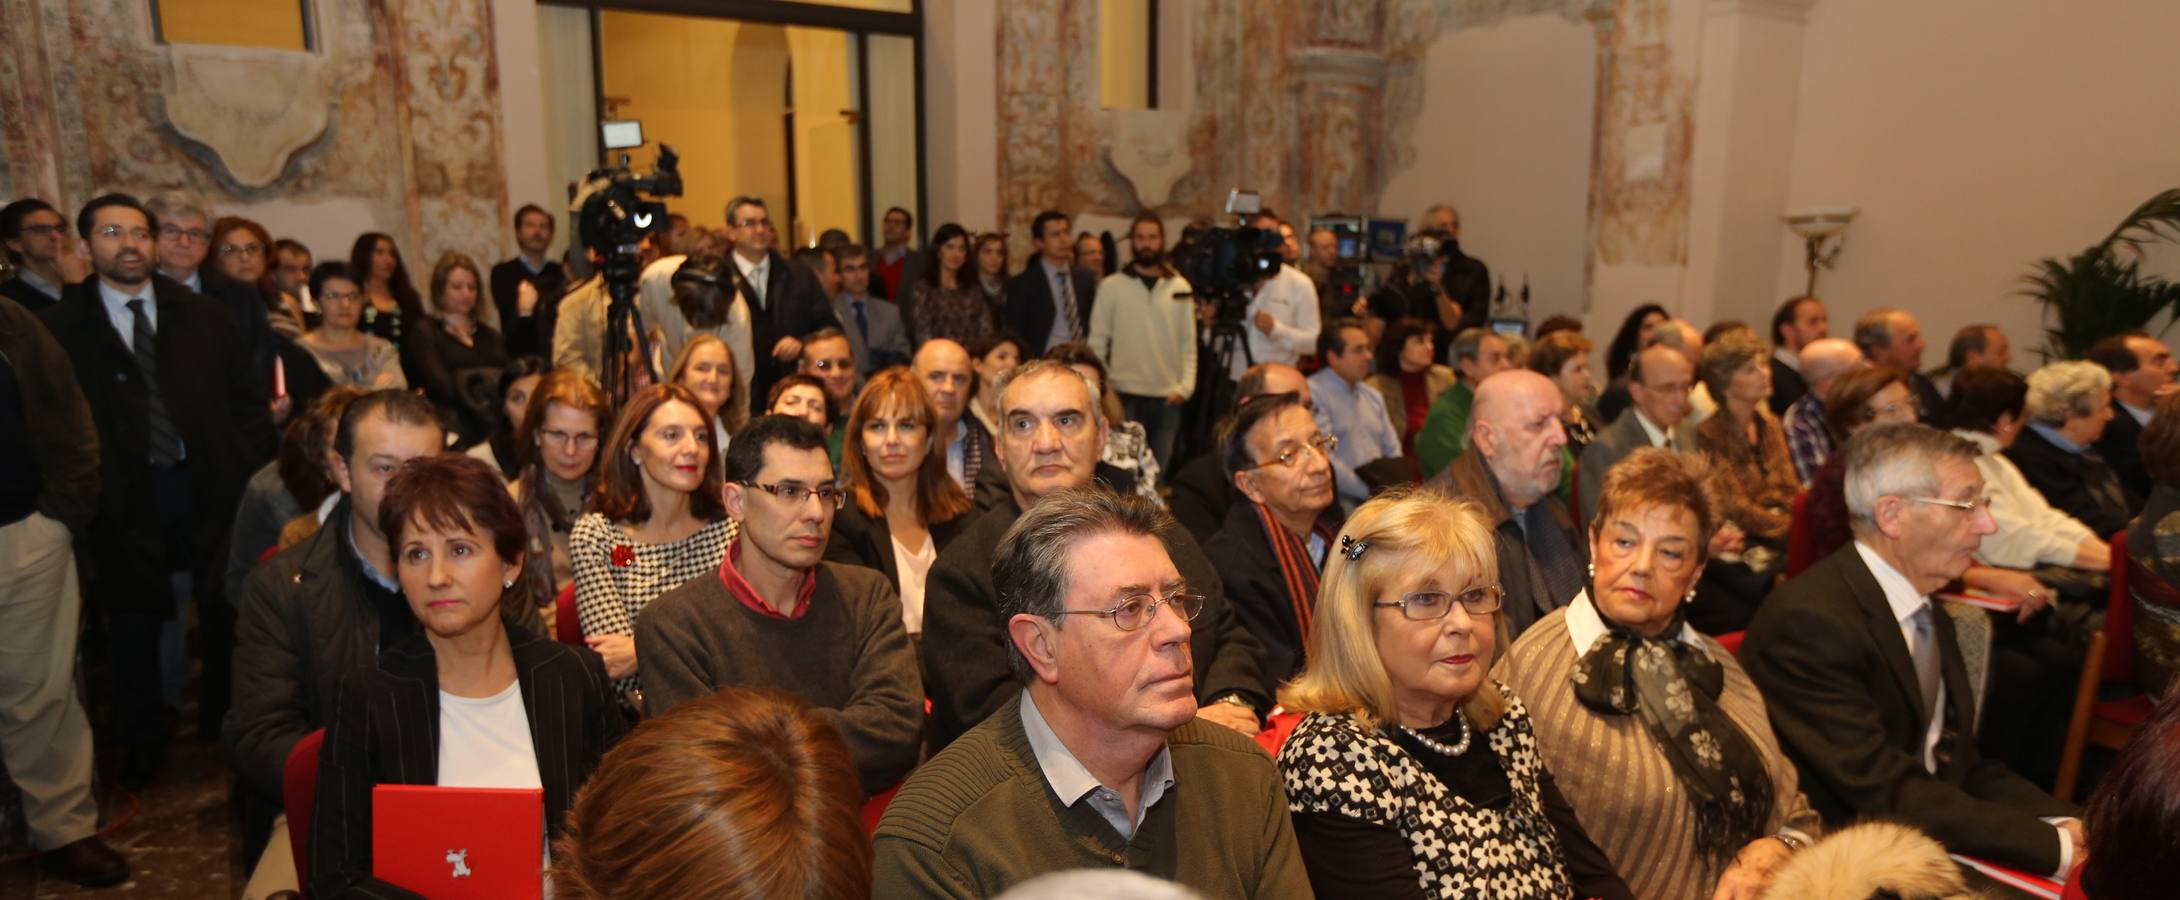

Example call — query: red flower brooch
[610,545,635,567]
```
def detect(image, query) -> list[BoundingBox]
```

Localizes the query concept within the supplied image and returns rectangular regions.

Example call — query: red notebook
[372,785,545,900]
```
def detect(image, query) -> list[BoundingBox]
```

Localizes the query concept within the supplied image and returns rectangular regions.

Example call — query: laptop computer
[373,784,545,900]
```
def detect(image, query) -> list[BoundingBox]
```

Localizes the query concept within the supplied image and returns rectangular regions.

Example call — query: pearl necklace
[1400,716,1472,757]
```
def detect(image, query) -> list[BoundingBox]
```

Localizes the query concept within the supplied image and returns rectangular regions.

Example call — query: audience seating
[2053,531,2151,802]
[284,728,326,896]
[1785,490,1815,576]
[1714,631,1745,655]
[555,582,583,647]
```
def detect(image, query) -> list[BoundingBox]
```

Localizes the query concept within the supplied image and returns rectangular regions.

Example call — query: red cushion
[2094,694,2153,728]
[284,728,326,893]
[1253,711,1305,756]
[555,582,583,647]
[1786,491,1815,576]
[1714,631,1746,656]
[861,781,902,835]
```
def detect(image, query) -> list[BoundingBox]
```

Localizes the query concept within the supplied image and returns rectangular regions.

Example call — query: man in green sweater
[872,488,1312,898]
[1414,326,1511,477]
[634,415,923,795]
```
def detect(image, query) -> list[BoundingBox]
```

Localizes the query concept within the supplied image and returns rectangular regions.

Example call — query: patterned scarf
[1253,503,1331,642]
[1572,602,1774,864]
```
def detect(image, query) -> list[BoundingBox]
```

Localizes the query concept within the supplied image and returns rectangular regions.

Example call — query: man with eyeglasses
[923,359,1270,750]
[723,195,839,414]
[45,193,274,790]
[1427,369,1585,638]
[874,487,1311,899]
[1579,343,1701,525]
[798,326,859,465]
[1744,423,2084,881]
[832,244,909,376]
[636,414,922,794]
[1,198,87,311]
[1203,392,1342,683]
[143,191,278,402]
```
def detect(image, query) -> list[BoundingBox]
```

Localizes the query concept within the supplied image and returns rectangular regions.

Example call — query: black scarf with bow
[1571,598,1774,863]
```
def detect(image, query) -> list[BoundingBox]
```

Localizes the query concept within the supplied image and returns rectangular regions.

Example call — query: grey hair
[1851,308,1906,356]
[2023,361,2112,426]
[1698,331,1768,400]
[1450,327,1496,367]
[1843,423,1981,535]
[142,190,210,227]
[990,357,1105,427]
[992,487,1175,683]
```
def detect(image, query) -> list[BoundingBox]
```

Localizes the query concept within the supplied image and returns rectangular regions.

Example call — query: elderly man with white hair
[1425,369,1585,637]
[1744,423,2083,879]
[2003,361,2137,537]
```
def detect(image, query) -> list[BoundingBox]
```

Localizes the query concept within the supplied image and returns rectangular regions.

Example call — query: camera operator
[1366,231,1455,341]
[1423,203,1491,334]
[1226,210,1321,382]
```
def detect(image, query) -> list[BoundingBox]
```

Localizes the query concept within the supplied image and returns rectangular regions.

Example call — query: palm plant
[2022,187,2180,359]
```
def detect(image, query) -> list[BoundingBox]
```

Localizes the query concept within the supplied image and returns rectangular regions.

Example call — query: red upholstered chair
[2053,531,2152,801]
[284,728,326,895]
[861,781,902,835]
[2061,862,2088,900]
[1252,711,1305,757]
[1714,631,1746,656]
[555,582,583,647]
[1785,490,1815,576]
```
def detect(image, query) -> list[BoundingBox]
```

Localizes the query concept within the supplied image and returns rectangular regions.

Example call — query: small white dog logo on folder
[446,848,472,879]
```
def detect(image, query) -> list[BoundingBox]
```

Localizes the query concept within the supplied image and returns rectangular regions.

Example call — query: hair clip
[1339,534,1370,561]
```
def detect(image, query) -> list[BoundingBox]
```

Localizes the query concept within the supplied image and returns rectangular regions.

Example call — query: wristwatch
[1210,693,1257,714]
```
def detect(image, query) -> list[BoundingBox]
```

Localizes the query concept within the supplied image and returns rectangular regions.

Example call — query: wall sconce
[1783,207,1858,296]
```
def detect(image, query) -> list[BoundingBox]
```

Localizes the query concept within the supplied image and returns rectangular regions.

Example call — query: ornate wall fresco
[1588,0,1693,268]
[0,0,507,271]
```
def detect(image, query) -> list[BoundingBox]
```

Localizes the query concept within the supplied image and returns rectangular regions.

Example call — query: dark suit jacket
[1167,452,1234,547]
[833,292,911,375]
[1576,408,1696,526]
[2094,400,2150,505]
[0,275,59,312]
[920,495,1270,751]
[43,276,274,615]
[1003,259,1098,356]
[1201,500,1338,685]
[2004,425,2137,538]
[740,250,840,413]
[1742,546,2077,872]
[490,256,569,359]
[197,269,279,401]
[1909,370,1948,430]
[1426,449,1587,637]
[1768,356,1806,417]
[309,626,623,899]
[823,501,970,594]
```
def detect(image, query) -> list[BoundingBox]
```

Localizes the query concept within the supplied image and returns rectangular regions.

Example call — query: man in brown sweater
[635,415,923,795]
[872,488,1311,898]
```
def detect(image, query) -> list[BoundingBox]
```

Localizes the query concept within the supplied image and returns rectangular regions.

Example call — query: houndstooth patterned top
[570,513,737,698]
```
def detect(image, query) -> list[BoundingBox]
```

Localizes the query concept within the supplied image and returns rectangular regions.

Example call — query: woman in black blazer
[823,369,973,641]
[311,455,623,899]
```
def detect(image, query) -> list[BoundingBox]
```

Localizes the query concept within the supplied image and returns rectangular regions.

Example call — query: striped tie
[127,300,184,467]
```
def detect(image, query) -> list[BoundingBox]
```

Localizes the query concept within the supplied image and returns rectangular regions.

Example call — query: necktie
[127,299,184,467]
[1908,604,1942,726]
[851,298,870,345]
[1053,268,1078,339]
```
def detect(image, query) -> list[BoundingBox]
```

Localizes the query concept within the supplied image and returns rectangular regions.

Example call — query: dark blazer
[1201,500,1338,684]
[0,275,59,312]
[198,269,280,400]
[1427,449,1587,637]
[1167,452,1235,547]
[42,276,274,615]
[489,256,569,359]
[823,501,969,593]
[2094,400,2151,505]
[0,294,98,531]
[833,292,912,376]
[1576,408,1696,526]
[740,250,840,414]
[921,495,1271,750]
[1741,545,2077,872]
[1003,259,1098,356]
[309,626,623,899]
[1768,356,1806,417]
[2004,425,2137,538]
[1909,371,1948,430]
[400,318,509,448]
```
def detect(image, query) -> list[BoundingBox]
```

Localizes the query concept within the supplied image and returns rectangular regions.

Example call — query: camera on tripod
[569,119,684,403]
[1170,189,1284,327]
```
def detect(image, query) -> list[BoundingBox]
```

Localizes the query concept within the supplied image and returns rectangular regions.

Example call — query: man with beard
[490,203,570,357]
[1088,212,1196,470]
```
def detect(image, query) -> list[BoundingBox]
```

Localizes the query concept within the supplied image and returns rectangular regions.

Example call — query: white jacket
[1953,429,2096,569]
[1088,270,1198,400]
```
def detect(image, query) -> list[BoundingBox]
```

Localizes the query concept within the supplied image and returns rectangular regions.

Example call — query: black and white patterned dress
[569,514,736,699]
[1279,685,1578,899]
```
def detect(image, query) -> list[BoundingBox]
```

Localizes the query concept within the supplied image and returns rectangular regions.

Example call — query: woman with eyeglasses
[1502,449,1820,900]
[511,368,611,617]
[295,261,407,390]
[210,216,308,339]
[1277,486,1633,900]
[827,369,973,640]
[907,223,992,347]
[570,384,737,713]
[1803,366,1919,560]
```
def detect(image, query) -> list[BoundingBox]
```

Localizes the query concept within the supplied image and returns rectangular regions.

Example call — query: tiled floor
[0,733,246,898]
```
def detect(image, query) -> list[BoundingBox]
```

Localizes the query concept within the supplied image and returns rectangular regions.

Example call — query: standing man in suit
[1767,295,1828,416]
[1005,209,1098,358]
[2,198,83,311]
[146,191,278,404]
[1854,308,1944,427]
[1577,343,1699,525]
[44,193,274,786]
[725,196,839,414]
[1743,423,2082,877]
[833,244,909,375]
[489,204,569,359]
[2087,331,2175,502]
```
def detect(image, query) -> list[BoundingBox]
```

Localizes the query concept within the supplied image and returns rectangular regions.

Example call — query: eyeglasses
[1372,586,1505,620]
[1057,591,1205,632]
[1244,433,1337,471]
[738,480,845,509]
[538,428,598,449]
[158,225,211,243]
[807,357,853,372]
[318,289,362,304]
[219,243,265,258]
[1903,495,1992,515]
[734,217,773,230]
[94,225,153,242]
[1870,396,1923,419]
[16,223,64,238]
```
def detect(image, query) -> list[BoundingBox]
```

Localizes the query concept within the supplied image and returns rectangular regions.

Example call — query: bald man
[1784,338,1865,482]
[913,339,989,492]
[1427,370,1587,636]
[1170,364,1310,544]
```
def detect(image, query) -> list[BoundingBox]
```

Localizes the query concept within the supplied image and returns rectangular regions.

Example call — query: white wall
[493,0,549,256]
[1378,14,1597,327]
[923,0,999,232]
[1774,0,2180,362]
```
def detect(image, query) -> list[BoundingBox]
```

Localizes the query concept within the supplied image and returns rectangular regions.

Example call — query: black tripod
[597,244,657,408]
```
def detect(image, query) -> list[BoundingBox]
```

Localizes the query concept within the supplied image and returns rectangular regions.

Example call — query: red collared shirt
[716,538,817,620]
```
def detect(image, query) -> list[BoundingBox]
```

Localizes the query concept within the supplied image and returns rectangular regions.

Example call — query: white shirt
[1632,407,1674,449]
[1952,429,2095,569]
[436,681,551,878]
[1772,346,1800,373]
[2120,400,2153,427]
[1230,264,1321,380]
[1851,541,2078,878]
[14,267,59,301]
[97,278,156,351]
[890,530,937,635]
[733,251,769,307]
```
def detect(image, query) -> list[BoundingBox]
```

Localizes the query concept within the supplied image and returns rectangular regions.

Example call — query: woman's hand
[1710,837,1794,900]
[585,634,638,679]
